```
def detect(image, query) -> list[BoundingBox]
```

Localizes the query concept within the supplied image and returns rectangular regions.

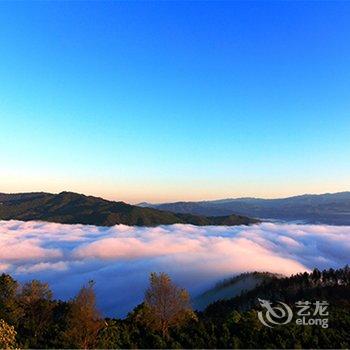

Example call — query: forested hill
[1,267,349,349]
[0,191,258,227]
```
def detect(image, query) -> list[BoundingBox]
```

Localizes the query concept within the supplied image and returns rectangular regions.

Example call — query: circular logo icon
[257,298,293,327]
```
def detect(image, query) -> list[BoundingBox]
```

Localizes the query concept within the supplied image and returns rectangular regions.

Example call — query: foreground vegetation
[0,267,349,349]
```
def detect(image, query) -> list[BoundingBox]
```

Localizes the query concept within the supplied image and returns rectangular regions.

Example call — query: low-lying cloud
[0,220,349,316]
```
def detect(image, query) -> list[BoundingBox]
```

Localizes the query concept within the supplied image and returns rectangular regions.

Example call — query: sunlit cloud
[0,220,349,316]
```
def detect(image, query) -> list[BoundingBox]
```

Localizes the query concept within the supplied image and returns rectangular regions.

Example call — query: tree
[0,319,17,349]
[63,280,103,349]
[96,319,130,349]
[20,279,52,302]
[0,274,20,325]
[139,272,196,338]
[18,280,54,347]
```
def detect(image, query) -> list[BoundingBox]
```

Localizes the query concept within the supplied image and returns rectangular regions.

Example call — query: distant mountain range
[139,191,350,225]
[0,191,258,227]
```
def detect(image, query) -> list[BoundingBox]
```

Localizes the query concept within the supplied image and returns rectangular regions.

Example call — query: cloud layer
[1,220,349,316]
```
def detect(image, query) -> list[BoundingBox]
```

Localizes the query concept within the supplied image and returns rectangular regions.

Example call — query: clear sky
[1,1,349,203]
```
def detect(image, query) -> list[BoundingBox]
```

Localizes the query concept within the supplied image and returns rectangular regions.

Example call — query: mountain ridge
[0,191,258,227]
[139,191,350,205]
[139,191,350,225]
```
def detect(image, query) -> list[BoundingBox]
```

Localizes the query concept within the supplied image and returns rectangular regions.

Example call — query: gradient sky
[1,1,349,203]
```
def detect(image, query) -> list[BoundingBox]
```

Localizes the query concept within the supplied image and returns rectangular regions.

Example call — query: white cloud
[0,220,349,317]
[16,261,69,273]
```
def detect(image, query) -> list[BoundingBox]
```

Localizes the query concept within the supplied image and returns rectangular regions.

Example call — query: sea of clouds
[0,220,349,317]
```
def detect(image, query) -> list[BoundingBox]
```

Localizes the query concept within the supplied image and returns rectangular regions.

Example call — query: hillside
[140,191,350,225]
[1,266,349,349]
[0,191,258,227]
[193,272,279,311]
[203,266,350,320]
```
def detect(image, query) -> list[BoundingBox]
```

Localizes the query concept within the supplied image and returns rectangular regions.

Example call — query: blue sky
[1,1,349,203]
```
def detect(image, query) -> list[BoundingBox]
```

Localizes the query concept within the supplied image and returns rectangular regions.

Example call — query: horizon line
[1,189,349,205]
